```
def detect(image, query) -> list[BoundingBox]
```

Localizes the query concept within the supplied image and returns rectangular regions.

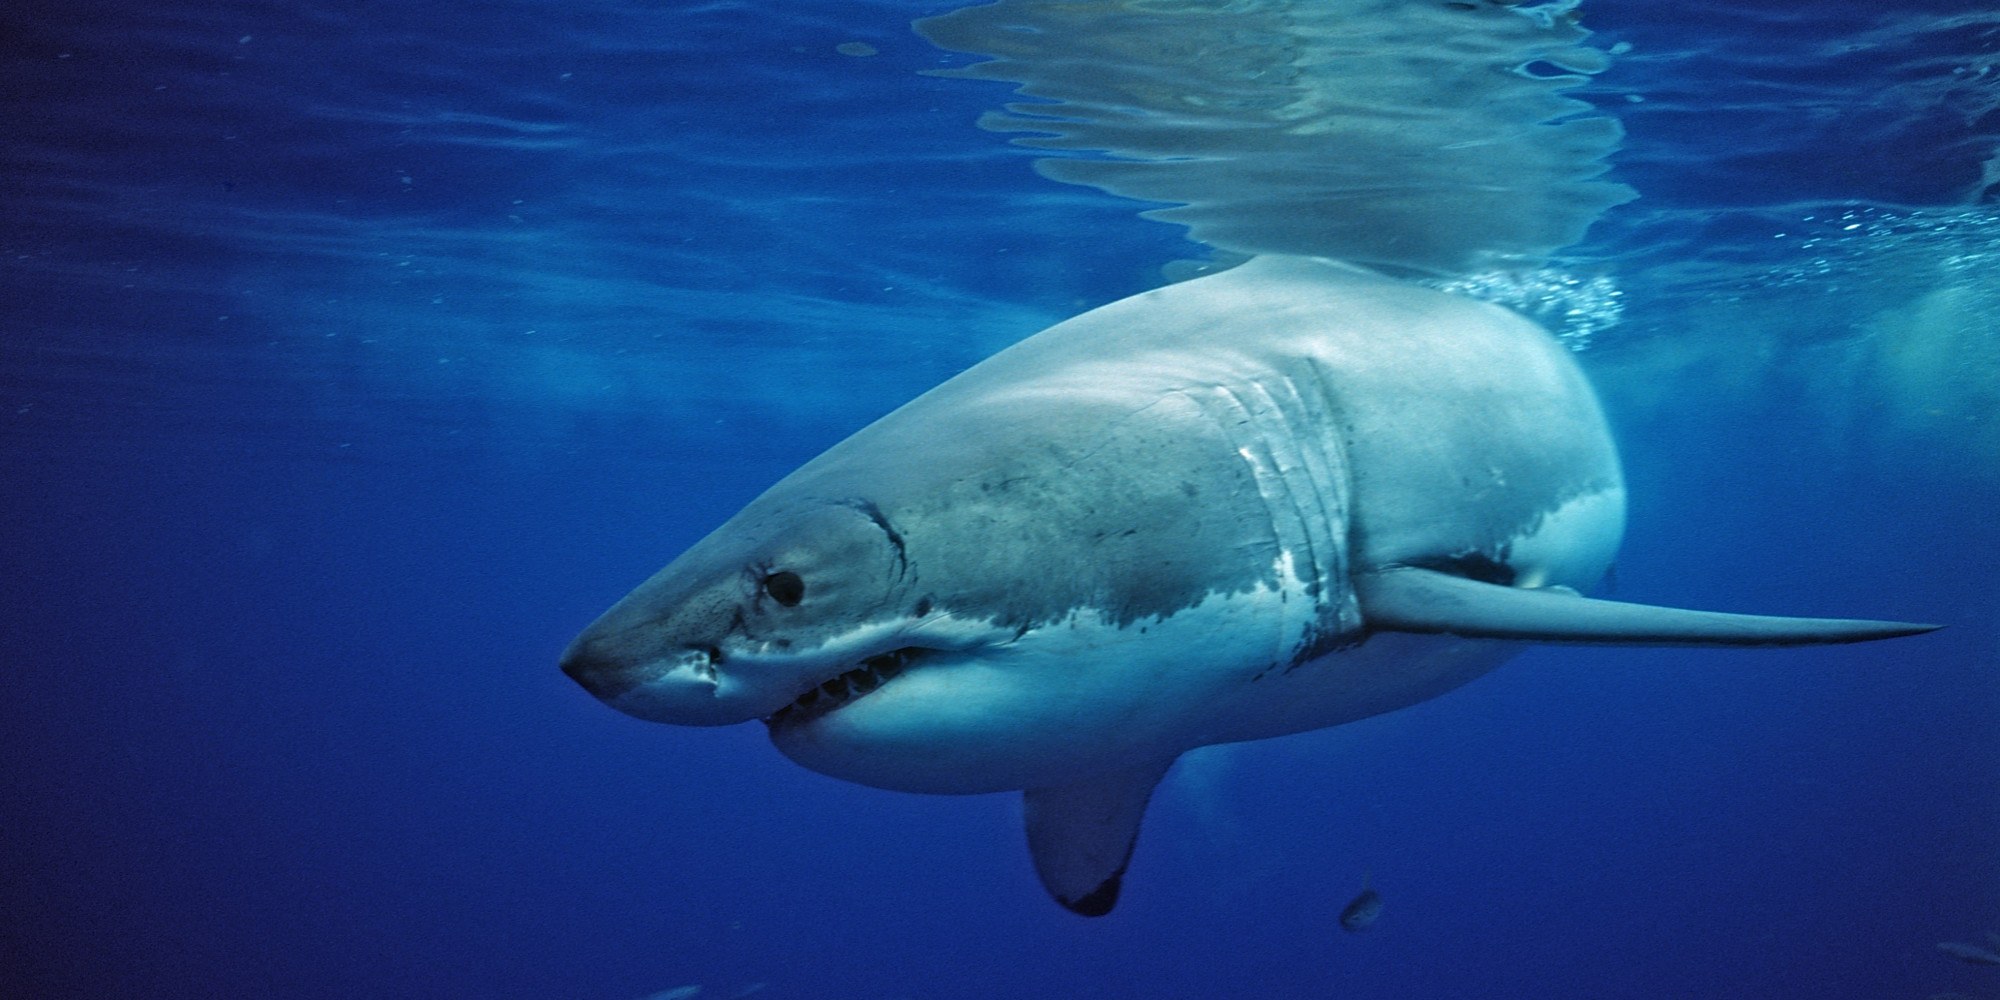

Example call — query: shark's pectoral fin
[1356,566,1940,646]
[1022,760,1173,917]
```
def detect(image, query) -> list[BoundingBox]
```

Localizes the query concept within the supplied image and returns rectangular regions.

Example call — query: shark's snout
[559,627,769,726]
[558,637,647,701]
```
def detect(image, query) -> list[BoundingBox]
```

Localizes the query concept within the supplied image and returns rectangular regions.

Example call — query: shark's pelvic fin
[1022,761,1173,916]
[1356,567,1940,646]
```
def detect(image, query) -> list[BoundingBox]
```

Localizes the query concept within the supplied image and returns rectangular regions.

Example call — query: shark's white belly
[769,554,1311,794]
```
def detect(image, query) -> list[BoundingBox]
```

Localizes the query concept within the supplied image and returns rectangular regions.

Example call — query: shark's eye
[763,571,804,607]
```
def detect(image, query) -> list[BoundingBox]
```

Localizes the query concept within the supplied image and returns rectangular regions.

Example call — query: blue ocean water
[3,1,1999,997]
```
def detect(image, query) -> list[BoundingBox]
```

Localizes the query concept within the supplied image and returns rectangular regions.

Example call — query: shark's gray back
[760,255,1623,639]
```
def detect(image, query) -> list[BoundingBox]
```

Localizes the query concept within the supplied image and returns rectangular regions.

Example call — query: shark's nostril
[684,645,723,682]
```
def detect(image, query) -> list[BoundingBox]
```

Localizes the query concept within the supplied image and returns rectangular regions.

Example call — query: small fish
[1338,873,1383,932]
[1937,941,2000,965]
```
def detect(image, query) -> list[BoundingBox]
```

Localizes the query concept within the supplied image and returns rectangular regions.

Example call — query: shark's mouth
[765,647,924,728]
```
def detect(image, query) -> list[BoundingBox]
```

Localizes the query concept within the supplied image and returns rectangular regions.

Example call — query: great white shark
[560,255,1936,916]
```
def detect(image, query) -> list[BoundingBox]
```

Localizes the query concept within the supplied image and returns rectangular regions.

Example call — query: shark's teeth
[767,648,916,727]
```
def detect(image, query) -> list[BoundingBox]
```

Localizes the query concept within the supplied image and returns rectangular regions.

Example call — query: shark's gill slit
[766,647,926,727]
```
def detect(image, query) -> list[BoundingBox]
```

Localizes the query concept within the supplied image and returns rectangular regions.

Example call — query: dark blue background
[4,1,1998,997]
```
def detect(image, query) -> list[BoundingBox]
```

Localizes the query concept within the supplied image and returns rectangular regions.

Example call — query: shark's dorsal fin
[1022,761,1173,917]
[1356,567,1940,646]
